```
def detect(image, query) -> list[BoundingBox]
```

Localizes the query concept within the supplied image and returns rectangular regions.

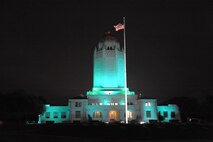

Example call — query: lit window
[99,103,103,105]
[111,103,114,105]
[46,112,50,119]
[75,111,81,118]
[127,111,133,119]
[171,112,176,118]
[145,102,151,107]
[53,112,58,118]
[115,103,118,105]
[107,103,110,105]
[146,111,151,118]
[121,102,125,105]
[61,112,66,119]
[93,111,102,118]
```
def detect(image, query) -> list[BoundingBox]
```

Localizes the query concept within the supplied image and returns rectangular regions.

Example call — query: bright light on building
[140,121,146,124]
[127,111,133,119]
[145,102,151,107]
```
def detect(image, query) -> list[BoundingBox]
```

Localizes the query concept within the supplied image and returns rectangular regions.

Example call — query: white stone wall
[68,99,88,123]
[138,99,158,123]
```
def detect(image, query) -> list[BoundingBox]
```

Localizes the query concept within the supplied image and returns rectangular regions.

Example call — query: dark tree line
[0,90,46,124]
[162,95,213,122]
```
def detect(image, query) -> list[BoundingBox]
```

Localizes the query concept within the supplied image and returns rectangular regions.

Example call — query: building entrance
[109,110,117,122]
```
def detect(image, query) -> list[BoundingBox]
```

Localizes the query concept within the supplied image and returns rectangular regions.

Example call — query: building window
[93,111,102,118]
[75,111,81,118]
[127,111,133,119]
[171,112,176,118]
[163,111,168,118]
[145,102,151,107]
[53,112,58,118]
[61,112,66,119]
[75,102,82,107]
[128,102,133,105]
[146,111,151,118]
[46,112,50,119]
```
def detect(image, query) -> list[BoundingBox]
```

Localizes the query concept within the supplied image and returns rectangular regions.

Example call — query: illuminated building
[38,34,181,124]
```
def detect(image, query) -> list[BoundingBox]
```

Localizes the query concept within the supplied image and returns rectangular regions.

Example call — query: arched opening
[93,111,102,118]
[108,110,117,121]
[124,111,133,120]
[127,110,133,119]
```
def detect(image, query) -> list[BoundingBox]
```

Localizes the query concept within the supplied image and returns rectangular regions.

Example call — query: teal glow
[87,36,135,96]
[119,100,125,105]
[103,99,109,105]
[93,37,125,88]
[38,104,70,124]
[157,105,180,122]
[87,88,135,95]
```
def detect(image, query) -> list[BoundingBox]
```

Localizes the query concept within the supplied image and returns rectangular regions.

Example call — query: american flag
[114,23,124,31]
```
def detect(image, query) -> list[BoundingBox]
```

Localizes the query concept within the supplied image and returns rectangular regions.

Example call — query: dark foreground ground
[0,122,212,142]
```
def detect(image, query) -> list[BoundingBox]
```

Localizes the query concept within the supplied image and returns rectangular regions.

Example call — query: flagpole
[123,17,128,124]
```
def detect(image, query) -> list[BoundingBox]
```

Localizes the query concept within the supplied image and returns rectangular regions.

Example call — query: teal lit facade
[158,105,181,122]
[93,36,125,89]
[38,104,70,123]
[38,35,181,124]
[88,35,134,96]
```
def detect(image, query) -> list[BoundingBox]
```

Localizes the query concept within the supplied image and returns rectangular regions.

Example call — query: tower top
[96,34,122,51]
[104,31,111,36]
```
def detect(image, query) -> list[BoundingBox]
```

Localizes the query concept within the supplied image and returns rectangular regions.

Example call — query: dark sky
[0,0,212,104]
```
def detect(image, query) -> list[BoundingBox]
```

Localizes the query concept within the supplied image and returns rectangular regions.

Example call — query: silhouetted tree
[0,90,46,124]
[158,113,165,122]
[200,95,213,122]
[162,96,199,122]
[88,114,92,122]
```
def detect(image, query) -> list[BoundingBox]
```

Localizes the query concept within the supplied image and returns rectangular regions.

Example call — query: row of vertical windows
[96,46,122,51]
[106,46,115,50]
[45,112,67,119]
[89,102,134,105]
[159,111,176,118]
[145,102,151,107]
[75,102,82,107]
[91,111,133,119]
[74,111,134,119]
[90,102,119,106]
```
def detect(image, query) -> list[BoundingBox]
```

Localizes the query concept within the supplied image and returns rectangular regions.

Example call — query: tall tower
[87,34,134,95]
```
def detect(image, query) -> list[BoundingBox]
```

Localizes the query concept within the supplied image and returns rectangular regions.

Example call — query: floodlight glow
[140,121,146,124]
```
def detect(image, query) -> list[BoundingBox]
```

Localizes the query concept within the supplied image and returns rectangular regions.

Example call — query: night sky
[0,0,212,104]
